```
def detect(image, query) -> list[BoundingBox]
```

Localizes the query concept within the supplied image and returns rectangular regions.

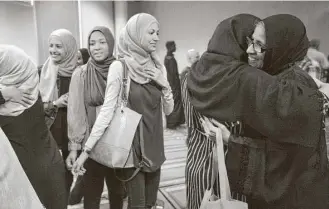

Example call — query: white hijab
[39,29,78,102]
[117,13,166,84]
[0,45,39,116]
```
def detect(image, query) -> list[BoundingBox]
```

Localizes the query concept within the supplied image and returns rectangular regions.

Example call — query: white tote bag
[199,119,248,209]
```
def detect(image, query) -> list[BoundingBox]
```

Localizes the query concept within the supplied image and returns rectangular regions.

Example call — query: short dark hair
[309,39,320,50]
[166,41,175,50]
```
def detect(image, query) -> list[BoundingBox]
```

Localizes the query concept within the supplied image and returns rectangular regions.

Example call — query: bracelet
[82,147,91,155]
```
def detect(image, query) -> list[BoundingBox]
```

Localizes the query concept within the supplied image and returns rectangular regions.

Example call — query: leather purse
[89,60,142,169]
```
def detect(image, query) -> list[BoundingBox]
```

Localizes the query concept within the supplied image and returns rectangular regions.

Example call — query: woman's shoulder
[108,60,124,79]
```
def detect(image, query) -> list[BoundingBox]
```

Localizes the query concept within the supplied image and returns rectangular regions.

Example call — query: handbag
[89,60,142,169]
[200,120,248,209]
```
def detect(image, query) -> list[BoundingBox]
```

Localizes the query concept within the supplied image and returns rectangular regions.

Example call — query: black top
[129,80,165,172]
[50,76,71,150]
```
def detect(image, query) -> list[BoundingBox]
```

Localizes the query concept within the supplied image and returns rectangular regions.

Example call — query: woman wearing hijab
[69,47,90,206]
[39,28,78,195]
[72,13,174,208]
[77,48,90,66]
[181,14,260,209]
[0,45,67,209]
[66,26,125,209]
[186,14,329,209]
[68,48,90,205]
[234,15,328,208]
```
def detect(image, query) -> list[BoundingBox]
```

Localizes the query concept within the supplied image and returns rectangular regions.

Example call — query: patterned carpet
[68,124,188,209]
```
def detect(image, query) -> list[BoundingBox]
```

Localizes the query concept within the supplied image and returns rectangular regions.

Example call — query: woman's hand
[200,117,231,144]
[54,94,68,108]
[210,119,231,144]
[1,86,34,107]
[145,68,169,89]
[65,150,78,170]
[71,152,88,176]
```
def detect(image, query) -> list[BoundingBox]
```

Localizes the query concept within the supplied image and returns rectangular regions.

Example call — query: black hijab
[262,14,309,75]
[79,48,90,64]
[187,14,322,147]
[187,14,260,121]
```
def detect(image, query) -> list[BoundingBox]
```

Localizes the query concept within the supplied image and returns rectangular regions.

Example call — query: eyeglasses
[246,36,267,53]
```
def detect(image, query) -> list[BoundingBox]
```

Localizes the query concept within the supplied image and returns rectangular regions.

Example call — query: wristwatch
[52,101,57,108]
[82,147,91,155]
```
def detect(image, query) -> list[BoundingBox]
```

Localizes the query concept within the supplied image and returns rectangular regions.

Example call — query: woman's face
[89,31,109,62]
[49,37,65,63]
[246,23,266,69]
[77,50,83,66]
[141,23,160,53]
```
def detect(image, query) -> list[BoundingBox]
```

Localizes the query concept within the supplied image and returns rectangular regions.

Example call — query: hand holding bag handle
[200,117,248,209]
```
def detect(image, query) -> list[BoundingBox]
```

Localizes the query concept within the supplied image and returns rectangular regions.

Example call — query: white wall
[79,1,115,48]
[134,1,329,73]
[0,1,38,64]
[35,0,80,64]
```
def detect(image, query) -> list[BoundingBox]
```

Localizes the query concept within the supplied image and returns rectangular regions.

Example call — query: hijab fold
[117,13,165,84]
[84,26,115,106]
[0,45,39,116]
[39,29,78,102]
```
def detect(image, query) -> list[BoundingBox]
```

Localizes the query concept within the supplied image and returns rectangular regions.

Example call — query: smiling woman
[66,26,125,209]
[70,13,174,209]
[39,28,78,201]
[89,30,110,61]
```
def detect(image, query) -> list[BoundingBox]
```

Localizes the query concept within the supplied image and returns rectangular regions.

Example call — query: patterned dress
[182,73,246,209]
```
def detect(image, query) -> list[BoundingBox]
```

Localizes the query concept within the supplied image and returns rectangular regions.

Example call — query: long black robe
[164,53,185,129]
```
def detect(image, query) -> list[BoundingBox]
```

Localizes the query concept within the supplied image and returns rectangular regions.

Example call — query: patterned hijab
[117,13,165,84]
[0,45,39,116]
[84,26,115,106]
[39,29,78,102]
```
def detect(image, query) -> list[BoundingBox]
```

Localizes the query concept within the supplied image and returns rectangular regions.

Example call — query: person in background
[77,48,90,66]
[180,49,200,82]
[66,26,125,209]
[72,13,174,209]
[164,41,185,129]
[0,44,67,209]
[39,28,78,201]
[307,39,329,82]
[180,49,200,144]
[68,47,91,206]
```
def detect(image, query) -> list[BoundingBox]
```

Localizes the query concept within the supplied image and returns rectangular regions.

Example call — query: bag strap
[118,59,129,106]
[114,116,144,182]
[214,127,232,200]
